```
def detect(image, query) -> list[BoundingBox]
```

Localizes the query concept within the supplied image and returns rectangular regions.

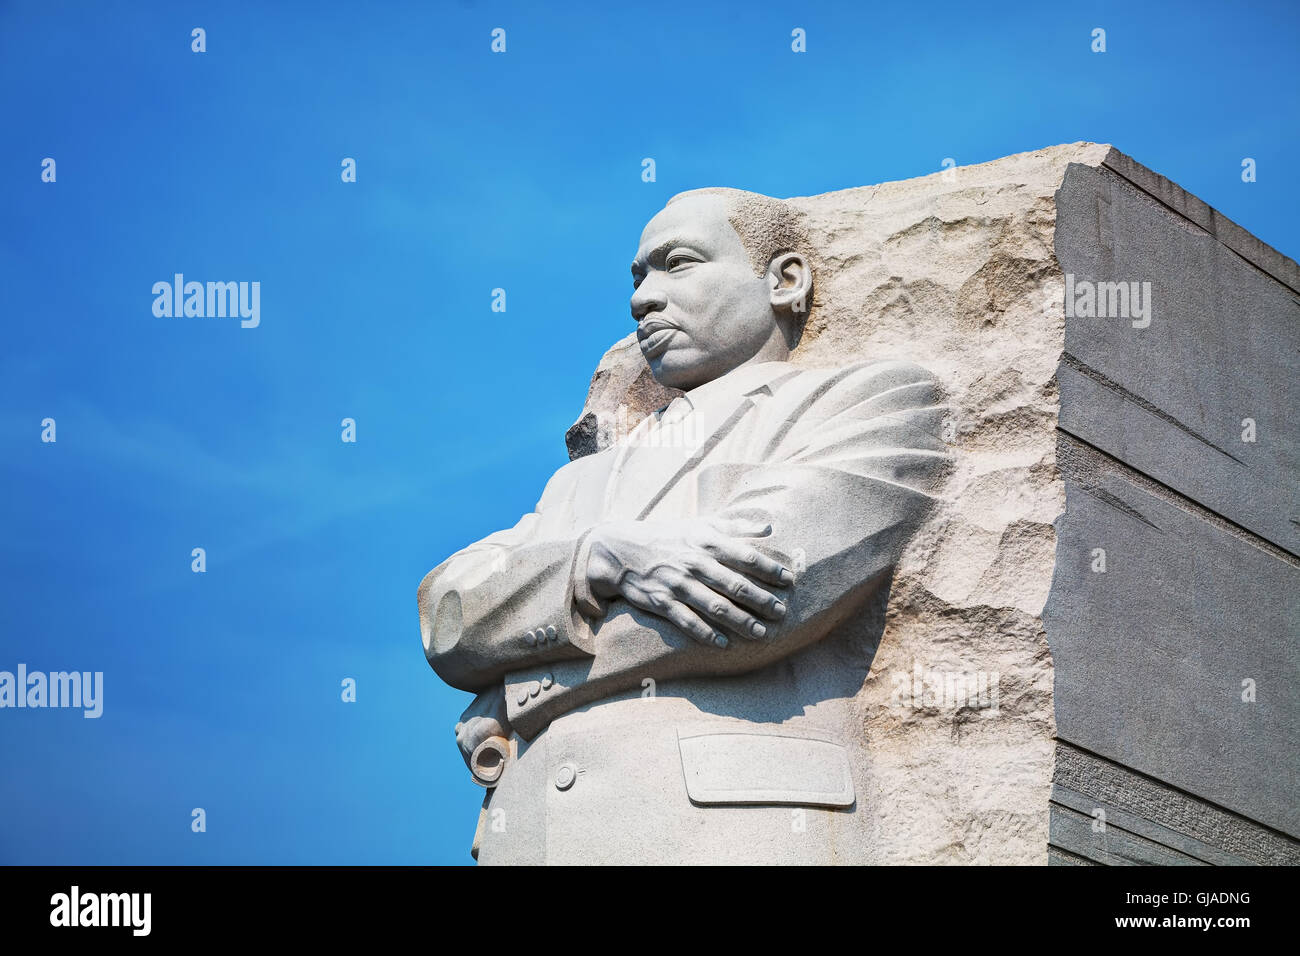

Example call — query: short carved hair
[666,187,812,278]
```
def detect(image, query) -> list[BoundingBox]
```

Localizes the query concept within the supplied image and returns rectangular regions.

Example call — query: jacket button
[554,764,576,791]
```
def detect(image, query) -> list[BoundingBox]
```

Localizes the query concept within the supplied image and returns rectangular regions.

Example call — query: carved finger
[624,584,727,648]
[673,578,768,640]
[712,538,793,588]
[691,558,786,621]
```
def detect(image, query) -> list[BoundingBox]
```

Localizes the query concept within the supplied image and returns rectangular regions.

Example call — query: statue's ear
[766,252,812,315]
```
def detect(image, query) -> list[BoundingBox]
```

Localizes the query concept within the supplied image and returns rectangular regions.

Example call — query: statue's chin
[646,355,704,391]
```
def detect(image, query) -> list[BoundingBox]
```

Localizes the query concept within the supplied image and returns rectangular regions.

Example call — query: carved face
[630,195,781,391]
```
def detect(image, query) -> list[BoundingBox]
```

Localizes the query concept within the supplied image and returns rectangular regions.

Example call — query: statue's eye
[666,254,697,271]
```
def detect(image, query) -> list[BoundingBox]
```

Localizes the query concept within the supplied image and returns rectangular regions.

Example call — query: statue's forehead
[636,195,738,255]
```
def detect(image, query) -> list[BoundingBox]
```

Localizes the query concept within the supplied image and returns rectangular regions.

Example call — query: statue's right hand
[454,689,510,767]
[583,517,793,649]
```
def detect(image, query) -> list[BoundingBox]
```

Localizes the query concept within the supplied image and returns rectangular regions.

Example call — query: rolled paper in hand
[470,735,512,787]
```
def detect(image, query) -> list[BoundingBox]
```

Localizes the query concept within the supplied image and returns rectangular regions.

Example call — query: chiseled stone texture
[1051,742,1300,866]
[566,144,1121,863]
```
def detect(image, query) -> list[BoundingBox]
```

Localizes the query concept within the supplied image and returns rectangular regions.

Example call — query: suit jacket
[418,358,950,864]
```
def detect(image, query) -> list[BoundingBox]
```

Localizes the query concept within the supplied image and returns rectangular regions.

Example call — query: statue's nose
[630,281,666,321]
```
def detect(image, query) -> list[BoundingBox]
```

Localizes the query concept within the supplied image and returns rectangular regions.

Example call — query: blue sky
[1,0,1296,864]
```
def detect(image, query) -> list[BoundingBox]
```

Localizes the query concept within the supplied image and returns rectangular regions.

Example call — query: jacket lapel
[601,362,797,521]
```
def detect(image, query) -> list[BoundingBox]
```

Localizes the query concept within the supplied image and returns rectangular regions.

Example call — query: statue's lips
[639,326,679,359]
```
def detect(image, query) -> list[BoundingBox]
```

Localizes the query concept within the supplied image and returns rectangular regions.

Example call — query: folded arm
[418,484,597,694]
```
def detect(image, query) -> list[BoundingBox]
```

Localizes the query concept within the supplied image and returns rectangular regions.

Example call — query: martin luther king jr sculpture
[418,187,951,864]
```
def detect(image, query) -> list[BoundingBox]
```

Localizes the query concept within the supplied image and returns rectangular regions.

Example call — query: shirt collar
[658,360,796,424]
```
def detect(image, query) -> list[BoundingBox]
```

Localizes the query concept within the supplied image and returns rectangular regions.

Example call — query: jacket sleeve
[417,468,597,692]
[502,360,952,738]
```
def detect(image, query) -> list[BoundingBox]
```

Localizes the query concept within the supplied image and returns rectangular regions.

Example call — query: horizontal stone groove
[1060,353,1244,463]
[1052,741,1300,862]
[1050,801,1210,865]
[1099,157,1300,296]
[1055,428,1300,567]
[1051,785,1240,865]
[1046,845,1099,865]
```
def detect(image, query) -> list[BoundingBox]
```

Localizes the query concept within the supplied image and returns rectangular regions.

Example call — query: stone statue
[418,187,950,864]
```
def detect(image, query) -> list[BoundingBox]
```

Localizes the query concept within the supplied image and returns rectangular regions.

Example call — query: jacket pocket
[676,723,855,808]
